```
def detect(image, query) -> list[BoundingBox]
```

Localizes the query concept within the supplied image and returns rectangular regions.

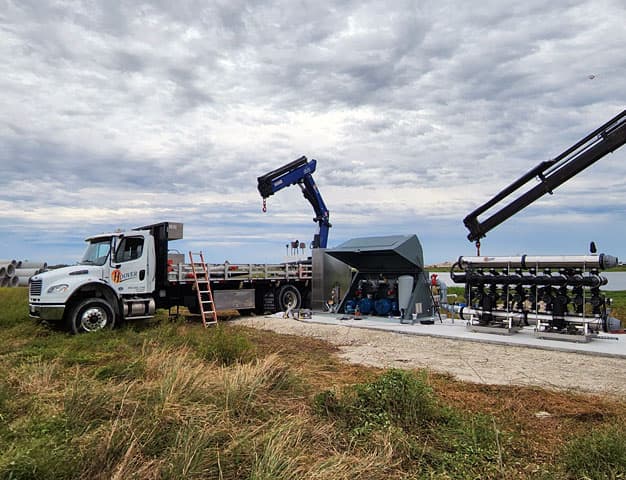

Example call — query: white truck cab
[29,229,157,333]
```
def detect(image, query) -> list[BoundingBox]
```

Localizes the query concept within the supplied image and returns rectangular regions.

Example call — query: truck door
[111,234,151,294]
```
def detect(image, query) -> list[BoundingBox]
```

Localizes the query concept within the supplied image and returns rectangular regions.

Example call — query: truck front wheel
[67,298,115,334]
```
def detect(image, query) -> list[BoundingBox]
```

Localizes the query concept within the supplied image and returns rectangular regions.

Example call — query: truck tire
[67,298,115,334]
[276,285,302,311]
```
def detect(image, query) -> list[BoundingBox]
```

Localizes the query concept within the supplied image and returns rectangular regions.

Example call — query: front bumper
[29,304,66,321]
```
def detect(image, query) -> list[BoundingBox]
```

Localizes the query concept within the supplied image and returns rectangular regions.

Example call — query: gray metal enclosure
[311,248,353,311]
[324,235,433,322]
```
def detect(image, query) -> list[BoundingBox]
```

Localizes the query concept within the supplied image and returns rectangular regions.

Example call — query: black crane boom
[464,110,626,244]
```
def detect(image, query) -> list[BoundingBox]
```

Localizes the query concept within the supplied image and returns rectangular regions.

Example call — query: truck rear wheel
[67,298,115,334]
[276,285,302,311]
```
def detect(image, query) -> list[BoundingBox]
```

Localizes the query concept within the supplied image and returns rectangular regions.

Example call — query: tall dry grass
[3,287,626,479]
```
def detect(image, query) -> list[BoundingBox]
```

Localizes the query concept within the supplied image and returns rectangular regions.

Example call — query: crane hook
[475,240,481,256]
[262,198,267,213]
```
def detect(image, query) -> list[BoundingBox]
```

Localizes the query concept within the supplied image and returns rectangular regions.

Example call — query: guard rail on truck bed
[168,262,313,283]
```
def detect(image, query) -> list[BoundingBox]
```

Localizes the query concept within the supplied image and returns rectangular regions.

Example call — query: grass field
[1,287,626,479]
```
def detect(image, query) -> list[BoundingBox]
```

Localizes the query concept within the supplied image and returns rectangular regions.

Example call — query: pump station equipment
[325,235,433,323]
[450,254,621,341]
[454,110,626,341]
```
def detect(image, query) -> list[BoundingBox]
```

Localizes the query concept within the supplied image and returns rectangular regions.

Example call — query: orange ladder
[188,251,218,327]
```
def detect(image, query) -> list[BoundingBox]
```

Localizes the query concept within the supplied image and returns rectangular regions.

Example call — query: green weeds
[563,424,626,479]
[199,323,254,365]
[314,369,438,435]
[315,369,508,477]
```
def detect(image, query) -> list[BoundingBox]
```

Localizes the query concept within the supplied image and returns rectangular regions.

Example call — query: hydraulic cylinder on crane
[257,156,331,249]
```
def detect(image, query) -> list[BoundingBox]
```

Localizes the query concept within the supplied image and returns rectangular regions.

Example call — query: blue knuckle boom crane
[257,156,331,249]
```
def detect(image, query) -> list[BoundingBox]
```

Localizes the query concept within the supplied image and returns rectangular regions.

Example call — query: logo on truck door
[111,269,122,283]
[111,269,138,283]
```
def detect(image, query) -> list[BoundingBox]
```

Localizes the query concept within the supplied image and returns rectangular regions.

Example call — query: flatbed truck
[28,222,312,333]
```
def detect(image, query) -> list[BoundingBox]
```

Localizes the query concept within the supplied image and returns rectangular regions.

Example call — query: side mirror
[590,241,597,254]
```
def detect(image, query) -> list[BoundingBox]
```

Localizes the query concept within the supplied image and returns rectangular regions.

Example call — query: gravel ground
[234,316,626,396]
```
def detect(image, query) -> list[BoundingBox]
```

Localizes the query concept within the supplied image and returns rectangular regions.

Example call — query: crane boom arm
[464,110,626,243]
[257,156,331,248]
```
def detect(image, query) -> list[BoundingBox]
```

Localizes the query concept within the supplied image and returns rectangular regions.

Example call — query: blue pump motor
[374,298,392,315]
[358,297,373,314]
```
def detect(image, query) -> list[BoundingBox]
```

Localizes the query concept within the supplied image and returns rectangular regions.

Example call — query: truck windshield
[80,239,111,266]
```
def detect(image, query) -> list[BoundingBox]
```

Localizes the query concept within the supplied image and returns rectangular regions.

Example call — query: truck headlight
[47,284,69,294]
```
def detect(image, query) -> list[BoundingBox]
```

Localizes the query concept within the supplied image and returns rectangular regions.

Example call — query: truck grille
[30,279,42,296]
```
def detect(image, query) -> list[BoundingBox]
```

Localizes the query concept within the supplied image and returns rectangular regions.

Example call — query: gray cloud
[1,0,625,264]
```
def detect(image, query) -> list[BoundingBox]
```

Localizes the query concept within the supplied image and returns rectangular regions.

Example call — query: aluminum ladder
[189,251,218,327]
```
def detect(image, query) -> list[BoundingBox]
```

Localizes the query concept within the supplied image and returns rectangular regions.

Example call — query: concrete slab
[281,312,626,359]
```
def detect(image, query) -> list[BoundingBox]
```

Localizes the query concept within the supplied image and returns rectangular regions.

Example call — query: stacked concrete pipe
[0,262,16,278]
[16,268,46,286]
[0,260,47,288]
[0,260,16,287]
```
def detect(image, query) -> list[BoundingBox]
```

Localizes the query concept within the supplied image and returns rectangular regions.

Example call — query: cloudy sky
[1,0,625,266]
